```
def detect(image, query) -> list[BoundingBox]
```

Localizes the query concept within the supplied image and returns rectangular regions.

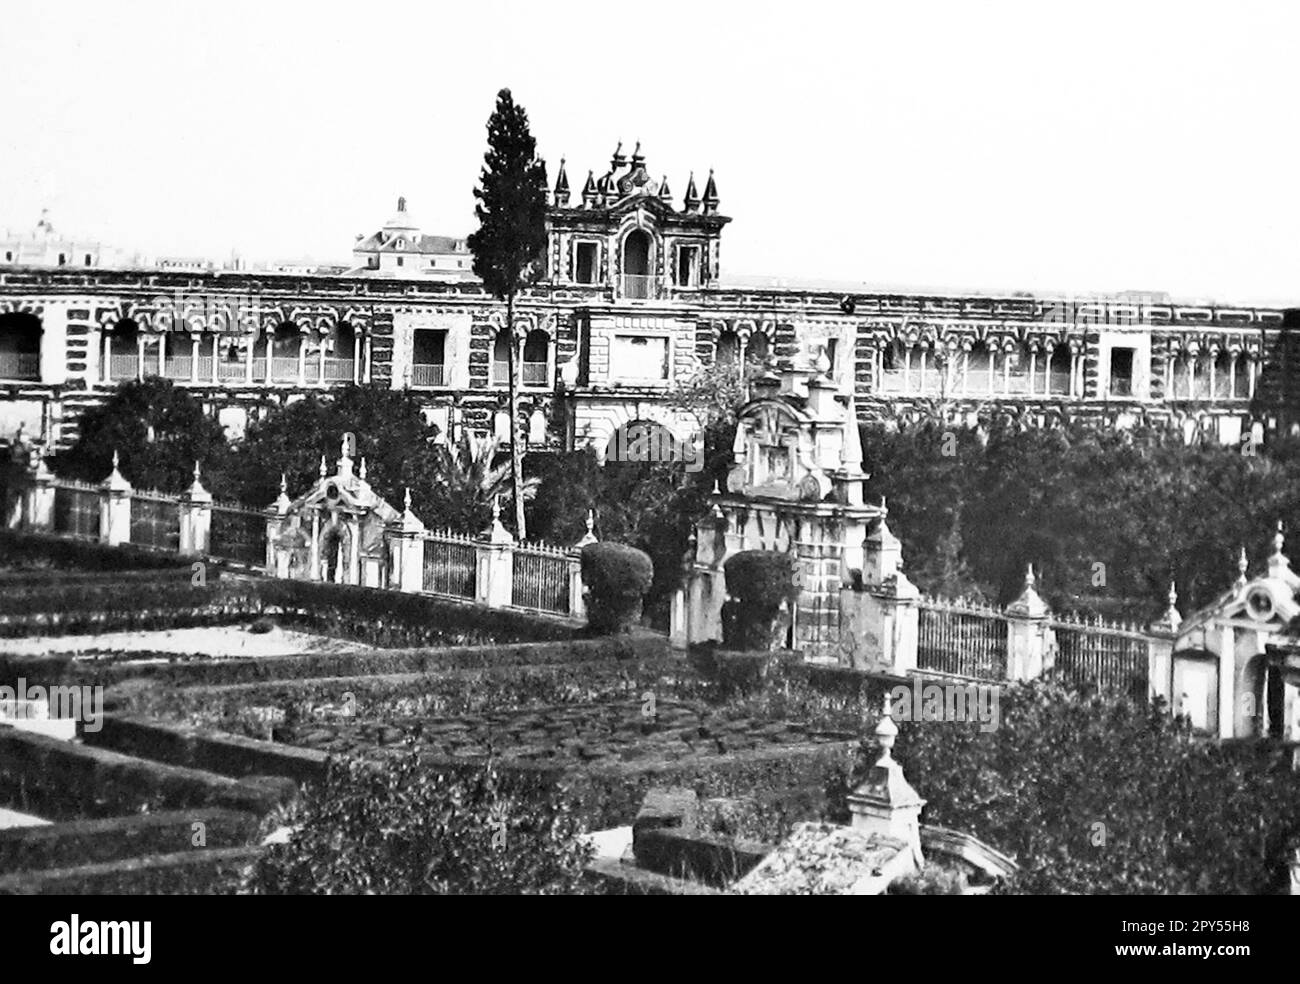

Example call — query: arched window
[966,341,993,394]
[271,322,300,382]
[1048,345,1071,395]
[621,230,653,298]
[1232,353,1250,400]
[0,312,41,381]
[330,323,358,383]
[1213,351,1233,399]
[745,332,770,366]
[106,318,140,381]
[522,329,550,387]
[715,329,740,366]
[164,333,196,381]
[492,331,511,386]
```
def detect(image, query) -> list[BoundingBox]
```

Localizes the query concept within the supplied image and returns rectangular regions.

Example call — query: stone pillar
[265,474,293,576]
[1218,622,1235,740]
[98,451,133,546]
[1290,847,1300,896]
[846,509,920,673]
[386,490,426,593]
[669,587,688,649]
[178,463,213,557]
[571,509,596,621]
[475,498,515,609]
[1146,583,1181,707]
[1005,565,1052,681]
[687,506,729,645]
[346,514,362,585]
[24,451,56,532]
[847,701,925,871]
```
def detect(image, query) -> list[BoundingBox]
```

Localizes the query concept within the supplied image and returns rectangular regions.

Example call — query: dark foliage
[248,755,593,895]
[50,378,232,494]
[580,542,654,634]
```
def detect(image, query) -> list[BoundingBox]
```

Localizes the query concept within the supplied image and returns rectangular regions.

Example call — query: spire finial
[875,694,898,759]
[1169,581,1178,607]
[586,508,595,535]
[712,479,721,496]
[193,460,201,482]
[404,487,412,512]
[880,495,887,514]
[492,495,501,522]
[1025,563,1036,590]
[1235,545,1249,588]
[359,457,368,481]
[280,472,287,494]
[1274,520,1285,557]
[319,454,327,477]
[112,449,119,471]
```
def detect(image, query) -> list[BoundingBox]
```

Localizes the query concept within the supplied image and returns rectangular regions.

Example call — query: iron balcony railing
[411,363,446,387]
[0,352,40,380]
[620,274,659,300]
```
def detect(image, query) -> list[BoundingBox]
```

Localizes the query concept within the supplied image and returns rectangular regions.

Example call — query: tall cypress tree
[467,88,548,538]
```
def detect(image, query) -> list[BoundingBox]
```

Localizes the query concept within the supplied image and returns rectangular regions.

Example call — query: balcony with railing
[522,361,549,387]
[411,363,446,387]
[620,274,660,300]
[0,352,40,380]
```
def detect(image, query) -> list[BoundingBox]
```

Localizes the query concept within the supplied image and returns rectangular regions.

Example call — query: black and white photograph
[0,0,1290,954]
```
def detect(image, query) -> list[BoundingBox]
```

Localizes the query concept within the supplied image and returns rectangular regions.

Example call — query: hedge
[82,633,669,690]
[580,542,654,634]
[0,530,191,573]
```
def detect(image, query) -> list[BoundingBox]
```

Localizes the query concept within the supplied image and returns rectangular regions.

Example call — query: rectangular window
[676,245,701,287]
[396,256,404,267]
[825,337,838,372]
[1109,347,1134,397]
[411,329,447,387]
[574,242,597,284]
[612,335,670,382]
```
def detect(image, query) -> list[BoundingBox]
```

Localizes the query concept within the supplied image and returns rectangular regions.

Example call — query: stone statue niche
[266,436,401,588]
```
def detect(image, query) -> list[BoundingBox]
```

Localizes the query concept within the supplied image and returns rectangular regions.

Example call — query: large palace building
[1,142,1297,455]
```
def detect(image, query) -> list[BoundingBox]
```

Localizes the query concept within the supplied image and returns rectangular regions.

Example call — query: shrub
[722,550,798,651]
[248,617,275,635]
[580,542,654,634]
[247,755,595,895]
[888,865,968,895]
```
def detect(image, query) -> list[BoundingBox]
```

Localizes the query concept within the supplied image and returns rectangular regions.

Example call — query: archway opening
[492,331,511,386]
[622,230,652,298]
[107,318,140,381]
[0,312,42,381]
[522,329,550,387]
[271,322,300,382]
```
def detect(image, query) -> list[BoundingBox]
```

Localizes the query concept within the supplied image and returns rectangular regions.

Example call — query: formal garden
[6,354,1300,893]
[1,518,1299,895]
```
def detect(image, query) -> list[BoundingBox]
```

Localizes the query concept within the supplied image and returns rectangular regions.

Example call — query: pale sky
[2,0,1298,305]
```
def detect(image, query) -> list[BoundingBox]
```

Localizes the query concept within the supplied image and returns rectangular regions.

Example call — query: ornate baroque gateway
[0,142,1293,453]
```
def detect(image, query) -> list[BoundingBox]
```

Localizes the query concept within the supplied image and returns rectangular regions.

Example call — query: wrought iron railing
[511,542,572,615]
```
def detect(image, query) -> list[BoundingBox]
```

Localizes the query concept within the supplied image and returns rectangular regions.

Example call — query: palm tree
[427,433,540,536]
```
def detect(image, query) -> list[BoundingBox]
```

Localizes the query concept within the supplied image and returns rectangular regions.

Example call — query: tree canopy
[50,378,232,494]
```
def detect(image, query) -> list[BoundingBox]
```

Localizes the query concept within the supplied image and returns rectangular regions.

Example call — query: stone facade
[0,143,1294,457]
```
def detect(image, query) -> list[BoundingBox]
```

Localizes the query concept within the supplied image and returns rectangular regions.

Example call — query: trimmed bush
[580,542,654,634]
[722,550,799,651]
[247,754,594,895]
